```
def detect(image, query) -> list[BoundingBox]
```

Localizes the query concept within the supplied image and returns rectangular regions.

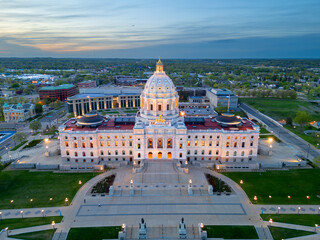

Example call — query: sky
[0,0,320,58]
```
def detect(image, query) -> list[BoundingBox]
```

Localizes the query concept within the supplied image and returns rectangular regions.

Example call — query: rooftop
[39,84,75,91]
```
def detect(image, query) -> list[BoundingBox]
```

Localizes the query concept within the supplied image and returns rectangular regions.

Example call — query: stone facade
[3,102,36,122]
[59,59,259,170]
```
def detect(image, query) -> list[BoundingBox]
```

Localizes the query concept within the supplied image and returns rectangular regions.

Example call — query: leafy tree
[35,103,43,113]
[10,83,20,89]
[29,120,42,132]
[13,132,27,143]
[293,111,311,133]
[215,104,228,114]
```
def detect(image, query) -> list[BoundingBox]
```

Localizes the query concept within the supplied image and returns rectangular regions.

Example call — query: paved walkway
[2,162,320,239]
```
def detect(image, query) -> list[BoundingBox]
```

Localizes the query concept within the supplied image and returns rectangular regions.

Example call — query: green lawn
[240,98,320,121]
[260,127,270,134]
[285,125,320,148]
[123,110,138,113]
[0,171,98,209]
[223,169,320,204]
[22,139,43,149]
[262,214,320,227]
[10,141,28,151]
[9,229,56,240]
[0,216,63,230]
[66,226,121,240]
[203,225,258,239]
[268,226,315,240]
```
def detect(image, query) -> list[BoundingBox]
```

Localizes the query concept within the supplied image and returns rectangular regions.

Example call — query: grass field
[285,125,320,147]
[66,226,121,240]
[22,139,43,149]
[268,226,315,240]
[9,229,56,240]
[259,134,281,142]
[0,171,98,209]
[223,169,320,204]
[0,216,63,230]
[261,214,320,227]
[203,225,258,239]
[240,98,320,121]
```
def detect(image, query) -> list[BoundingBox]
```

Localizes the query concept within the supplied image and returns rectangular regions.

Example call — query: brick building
[39,84,78,101]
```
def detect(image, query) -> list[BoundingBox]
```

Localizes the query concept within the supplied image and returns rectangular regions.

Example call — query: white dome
[144,71,176,95]
[140,58,179,120]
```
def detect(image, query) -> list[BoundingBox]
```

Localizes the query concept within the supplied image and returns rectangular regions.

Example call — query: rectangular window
[201,141,205,147]
[194,141,198,147]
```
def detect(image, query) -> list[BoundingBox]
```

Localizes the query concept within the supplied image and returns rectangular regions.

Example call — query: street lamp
[41,209,45,217]
[315,224,318,233]
[5,227,8,236]
[30,198,33,207]
[298,207,301,215]
[307,196,310,199]
[0,211,2,221]
[20,210,23,219]
[52,221,55,229]
[79,180,82,185]
[269,195,272,199]
[10,200,14,208]
[277,207,281,214]
[65,198,69,206]
[288,196,291,199]
[240,180,243,184]
[269,219,273,226]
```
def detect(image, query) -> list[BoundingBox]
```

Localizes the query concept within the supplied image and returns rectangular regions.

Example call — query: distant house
[77,80,96,88]
[3,102,36,122]
[206,88,238,111]
[310,121,320,129]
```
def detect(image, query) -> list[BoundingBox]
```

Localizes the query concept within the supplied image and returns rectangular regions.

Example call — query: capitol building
[59,58,260,170]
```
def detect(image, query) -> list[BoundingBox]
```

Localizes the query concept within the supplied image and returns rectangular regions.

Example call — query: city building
[67,87,142,116]
[3,102,36,122]
[206,88,238,111]
[77,80,96,88]
[38,84,78,101]
[59,59,259,170]
[114,75,137,85]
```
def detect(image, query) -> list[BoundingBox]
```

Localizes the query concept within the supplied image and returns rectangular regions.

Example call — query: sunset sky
[1,0,320,58]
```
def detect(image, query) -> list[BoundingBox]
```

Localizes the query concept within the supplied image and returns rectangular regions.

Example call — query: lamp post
[52,221,55,229]
[41,209,45,217]
[20,210,23,219]
[298,207,301,215]
[30,198,33,207]
[5,227,8,236]
[277,207,281,214]
[10,200,14,208]
[315,224,318,233]
[268,137,273,156]
[240,180,243,185]
[253,196,257,203]
[0,211,2,221]
[49,197,53,206]
[269,219,273,226]
[65,198,69,206]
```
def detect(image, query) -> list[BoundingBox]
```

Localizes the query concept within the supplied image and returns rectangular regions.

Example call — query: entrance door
[148,152,153,159]
[168,152,172,159]
[158,152,162,159]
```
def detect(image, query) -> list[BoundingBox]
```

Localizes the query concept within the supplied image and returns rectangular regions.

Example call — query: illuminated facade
[59,59,259,170]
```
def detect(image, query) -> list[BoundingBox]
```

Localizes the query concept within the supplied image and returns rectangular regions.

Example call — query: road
[240,103,319,160]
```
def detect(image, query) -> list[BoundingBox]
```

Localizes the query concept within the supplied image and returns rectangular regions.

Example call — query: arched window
[122,150,125,155]
[168,152,172,159]
[242,142,245,148]
[65,142,69,147]
[167,138,172,148]
[66,150,70,156]
[158,138,163,148]
[101,150,104,156]
[201,150,205,155]
[158,104,161,111]
[226,151,229,156]
[74,142,78,148]
[148,138,153,148]
[90,152,93,156]
[82,152,86,157]
[226,142,230,148]
[179,153,182,158]
[82,142,85,148]
[90,142,93,148]
[241,151,244,156]
[249,150,253,155]
[234,142,237,147]
[150,104,153,111]
[75,152,78,157]
[138,153,141,158]
[233,151,237,156]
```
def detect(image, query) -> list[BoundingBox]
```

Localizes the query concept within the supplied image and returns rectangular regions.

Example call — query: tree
[29,121,42,132]
[13,132,27,143]
[293,111,311,133]
[35,103,43,114]
[10,83,20,89]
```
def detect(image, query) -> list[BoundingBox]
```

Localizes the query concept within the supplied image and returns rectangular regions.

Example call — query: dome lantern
[156,56,163,72]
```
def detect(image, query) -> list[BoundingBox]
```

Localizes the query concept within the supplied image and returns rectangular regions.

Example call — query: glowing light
[253,196,257,201]
[240,180,243,184]
[269,195,272,198]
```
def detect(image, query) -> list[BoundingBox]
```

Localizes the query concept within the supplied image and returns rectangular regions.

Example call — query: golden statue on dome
[155,114,165,123]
